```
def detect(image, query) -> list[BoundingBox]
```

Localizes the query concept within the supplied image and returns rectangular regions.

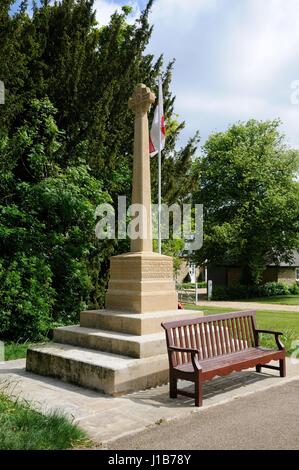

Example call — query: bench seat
[174,347,284,379]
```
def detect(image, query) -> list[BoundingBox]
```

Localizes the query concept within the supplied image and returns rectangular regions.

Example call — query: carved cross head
[128,83,155,115]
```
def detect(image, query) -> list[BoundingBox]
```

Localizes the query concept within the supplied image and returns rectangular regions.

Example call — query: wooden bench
[161,310,286,407]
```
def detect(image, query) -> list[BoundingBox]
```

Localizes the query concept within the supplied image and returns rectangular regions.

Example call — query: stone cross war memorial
[26,83,202,395]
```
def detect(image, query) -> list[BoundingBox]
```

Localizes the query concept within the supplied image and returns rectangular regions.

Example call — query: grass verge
[245,295,299,305]
[4,342,34,361]
[3,340,50,361]
[0,393,90,450]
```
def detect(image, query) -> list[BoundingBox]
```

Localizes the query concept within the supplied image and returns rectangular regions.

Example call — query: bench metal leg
[169,374,177,399]
[195,377,203,407]
[256,365,262,373]
[279,359,286,377]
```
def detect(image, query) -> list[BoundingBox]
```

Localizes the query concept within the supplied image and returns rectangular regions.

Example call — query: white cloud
[224,0,299,89]
[150,0,217,31]
[144,0,299,149]
[94,0,141,25]
[176,93,267,116]
[177,91,299,147]
[276,105,299,149]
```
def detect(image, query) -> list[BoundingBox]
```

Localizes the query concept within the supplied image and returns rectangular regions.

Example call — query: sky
[10,0,299,150]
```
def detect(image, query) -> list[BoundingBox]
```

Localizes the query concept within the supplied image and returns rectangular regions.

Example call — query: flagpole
[157,76,162,255]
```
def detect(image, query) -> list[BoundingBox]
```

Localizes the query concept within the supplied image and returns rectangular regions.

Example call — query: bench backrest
[162,311,258,367]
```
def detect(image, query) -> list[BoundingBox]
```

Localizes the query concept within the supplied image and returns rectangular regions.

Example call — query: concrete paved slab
[1,358,298,446]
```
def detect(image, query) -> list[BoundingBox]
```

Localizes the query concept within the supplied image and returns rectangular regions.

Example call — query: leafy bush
[211,284,252,300]
[181,282,207,289]
[198,281,207,288]
[0,99,113,341]
[211,281,292,300]
[0,255,55,341]
[289,282,299,295]
[259,282,290,297]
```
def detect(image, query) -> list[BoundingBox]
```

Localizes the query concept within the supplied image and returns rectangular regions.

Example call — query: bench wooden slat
[189,323,196,351]
[236,317,243,349]
[239,317,246,349]
[232,317,239,351]
[243,317,249,347]
[240,317,248,348]
[223,318,232,353]
[236,317,242,350]
[178,326,183,363]
[198,323,205,359]
[184,325,191,363]
[243,316,251,347]
[203,321,212,358]
[210,322,217,356]
[171,327,178,366]
[217,320,225,355]
[247,317,253,346]
[213,321,221,356]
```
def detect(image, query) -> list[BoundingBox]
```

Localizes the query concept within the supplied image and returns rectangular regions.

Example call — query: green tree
[193,119,299,285]
[0,98,113,339]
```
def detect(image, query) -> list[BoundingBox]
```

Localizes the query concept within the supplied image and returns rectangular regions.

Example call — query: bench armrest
[256,330,285,350]
[256,329,283,336]
[168,346,202,372]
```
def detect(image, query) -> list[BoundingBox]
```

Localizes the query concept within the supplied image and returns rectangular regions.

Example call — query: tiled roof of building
[269,251,299,267]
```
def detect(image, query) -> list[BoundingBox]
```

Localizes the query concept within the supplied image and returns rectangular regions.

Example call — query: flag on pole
[149,80,166,157]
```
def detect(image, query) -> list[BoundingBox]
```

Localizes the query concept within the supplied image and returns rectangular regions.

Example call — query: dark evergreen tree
[0,1,200,340]
[0,0,198,199]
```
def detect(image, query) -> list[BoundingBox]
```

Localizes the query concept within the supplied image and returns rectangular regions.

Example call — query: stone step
[53,326,167,358]
[26,343,169,395]
[80,309,201,335]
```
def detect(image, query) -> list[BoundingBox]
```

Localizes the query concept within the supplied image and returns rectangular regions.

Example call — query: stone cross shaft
[128,84,156,253]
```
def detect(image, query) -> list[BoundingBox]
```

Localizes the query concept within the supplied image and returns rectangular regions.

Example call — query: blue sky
[10,0,299,150]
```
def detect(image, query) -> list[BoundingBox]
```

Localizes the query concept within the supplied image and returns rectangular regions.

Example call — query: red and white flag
[149,79,166,157]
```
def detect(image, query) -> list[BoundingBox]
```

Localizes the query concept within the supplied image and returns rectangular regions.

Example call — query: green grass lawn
[4,342,34,361]
[185,304,299,355]
[0,393,90,450]
[3,340,49,360]
[245,295,299,305]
